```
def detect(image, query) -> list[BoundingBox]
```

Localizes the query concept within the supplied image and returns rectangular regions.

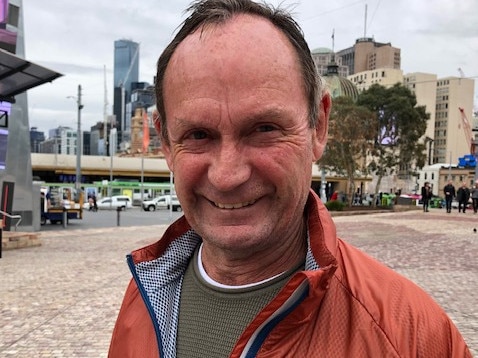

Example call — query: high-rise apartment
[113,39,139,148]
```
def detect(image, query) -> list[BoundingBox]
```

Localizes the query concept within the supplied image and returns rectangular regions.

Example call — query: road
[39,206,183,231]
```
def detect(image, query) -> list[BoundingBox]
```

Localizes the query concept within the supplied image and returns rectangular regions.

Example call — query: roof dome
[312,47,333,54]
[322,62,359,101]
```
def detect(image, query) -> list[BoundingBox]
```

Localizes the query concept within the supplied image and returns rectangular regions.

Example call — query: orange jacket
[109,191,472,357]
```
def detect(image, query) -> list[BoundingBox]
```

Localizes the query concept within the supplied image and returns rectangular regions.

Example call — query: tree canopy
[319,96,377,205]
[357,83,429,196]
[319,83,429,206]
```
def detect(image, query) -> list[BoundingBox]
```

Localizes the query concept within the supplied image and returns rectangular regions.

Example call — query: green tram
[41,180,175,206]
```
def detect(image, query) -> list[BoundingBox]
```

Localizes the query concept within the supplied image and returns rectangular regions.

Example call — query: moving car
[142,195,182,212]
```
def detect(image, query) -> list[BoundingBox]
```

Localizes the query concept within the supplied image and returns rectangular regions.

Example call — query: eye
[256,124,277,133]
[186,130,208,140]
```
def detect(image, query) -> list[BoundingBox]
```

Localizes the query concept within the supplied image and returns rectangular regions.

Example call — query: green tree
[357,83,429,200]
[319,96,377,206]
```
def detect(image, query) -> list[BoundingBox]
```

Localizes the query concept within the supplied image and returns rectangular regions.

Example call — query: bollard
[116,206,122,226]
[62,207,68,228]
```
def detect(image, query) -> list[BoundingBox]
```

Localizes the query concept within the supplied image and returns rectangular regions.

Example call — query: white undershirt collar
[197,243,286,290]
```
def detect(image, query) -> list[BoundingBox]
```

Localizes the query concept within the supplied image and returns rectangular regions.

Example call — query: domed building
[312,49,364,203]
[311,47,359,101]
[322,60,359,101]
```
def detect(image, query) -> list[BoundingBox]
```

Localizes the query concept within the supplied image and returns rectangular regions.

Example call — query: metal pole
[141,154,144,210]
[320,167,327,202]
[448,151,452,181]
[75,84,83,193]
[169,171,173,221]
[109,129,114,209]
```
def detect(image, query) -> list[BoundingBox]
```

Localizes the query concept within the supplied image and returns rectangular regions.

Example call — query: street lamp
[67,84,84,193]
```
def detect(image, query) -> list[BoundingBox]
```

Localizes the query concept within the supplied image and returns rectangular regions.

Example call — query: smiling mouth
[213,199,256,209]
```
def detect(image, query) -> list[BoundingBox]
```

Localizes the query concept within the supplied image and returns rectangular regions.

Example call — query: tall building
[113,39,139,148]
[404,73,438,165]
[40,127,78,155]
[311,48,348,77]
[337,37,401,75]
[433,77,475,164]
[30,126,45,153]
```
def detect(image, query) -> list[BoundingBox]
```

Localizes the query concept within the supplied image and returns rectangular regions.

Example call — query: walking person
[421,181,433,212]
[443,180,456,213]
[108,1,472,356]
[456,182,470,213]
[471,181,478,213]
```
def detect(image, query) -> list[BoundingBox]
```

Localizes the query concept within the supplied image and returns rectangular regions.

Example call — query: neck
[201,221,307,286]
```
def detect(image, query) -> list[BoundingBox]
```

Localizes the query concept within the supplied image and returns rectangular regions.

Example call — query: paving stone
[0,210,476,357]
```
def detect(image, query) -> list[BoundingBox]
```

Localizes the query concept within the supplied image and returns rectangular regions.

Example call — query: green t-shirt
[177,246,304,357]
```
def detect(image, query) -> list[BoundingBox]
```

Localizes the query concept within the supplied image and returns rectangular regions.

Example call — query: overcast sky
[22,0,478,135]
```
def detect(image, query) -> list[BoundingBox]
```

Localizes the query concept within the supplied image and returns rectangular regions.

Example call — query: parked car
[94,195,133,210]
[142,195,181,212]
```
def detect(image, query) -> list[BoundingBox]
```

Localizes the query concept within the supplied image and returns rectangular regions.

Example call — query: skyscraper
[113,39,139,149]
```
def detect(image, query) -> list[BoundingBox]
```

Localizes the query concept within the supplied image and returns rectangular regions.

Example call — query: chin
[199,224,268,249]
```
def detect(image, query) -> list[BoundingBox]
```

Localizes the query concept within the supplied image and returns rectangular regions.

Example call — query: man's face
[160,15,328,256]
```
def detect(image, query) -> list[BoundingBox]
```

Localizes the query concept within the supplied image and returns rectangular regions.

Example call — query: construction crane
[458,107,475,154]
[458,107,478,181]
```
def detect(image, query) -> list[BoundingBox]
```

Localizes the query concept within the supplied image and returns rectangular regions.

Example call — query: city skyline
[22,0,478,134]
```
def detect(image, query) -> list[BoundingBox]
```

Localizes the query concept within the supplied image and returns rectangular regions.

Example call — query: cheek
[172,154,206,187]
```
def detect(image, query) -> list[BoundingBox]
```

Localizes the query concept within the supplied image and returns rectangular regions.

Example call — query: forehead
[163,14,304,97]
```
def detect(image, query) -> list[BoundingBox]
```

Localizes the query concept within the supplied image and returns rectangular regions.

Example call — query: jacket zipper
[240,280,310,357]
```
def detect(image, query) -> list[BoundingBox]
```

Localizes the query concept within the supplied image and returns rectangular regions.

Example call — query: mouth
[213,199,257,210]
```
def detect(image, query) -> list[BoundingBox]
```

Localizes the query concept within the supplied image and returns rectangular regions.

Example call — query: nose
[208,141,251,192]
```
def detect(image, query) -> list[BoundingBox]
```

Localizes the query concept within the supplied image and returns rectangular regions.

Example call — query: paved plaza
[0,209,477,357]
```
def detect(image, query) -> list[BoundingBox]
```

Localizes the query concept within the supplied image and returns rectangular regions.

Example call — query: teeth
[214,200,256,209]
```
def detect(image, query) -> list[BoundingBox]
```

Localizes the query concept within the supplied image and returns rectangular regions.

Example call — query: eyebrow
[171,106,293,130]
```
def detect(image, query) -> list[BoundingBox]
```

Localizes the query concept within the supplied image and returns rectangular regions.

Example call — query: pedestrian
[457,182,470,213]
[92,194,98,212]
[471,181,478,213]
[330,190,338,201]
[443,179,456,213]
[88,196,94,211]
[108,1,472,357]
[421,181,433,212]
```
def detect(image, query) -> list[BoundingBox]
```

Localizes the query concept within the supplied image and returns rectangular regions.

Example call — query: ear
[312,91,331,161]
[153,109,174,171]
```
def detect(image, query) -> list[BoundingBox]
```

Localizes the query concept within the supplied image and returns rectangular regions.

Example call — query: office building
[348,68,404,92]
[404,73,438,165]
[433,77,475,164]
[337,37,401,75]
[311,48,349,77]
[30,126,45,153]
